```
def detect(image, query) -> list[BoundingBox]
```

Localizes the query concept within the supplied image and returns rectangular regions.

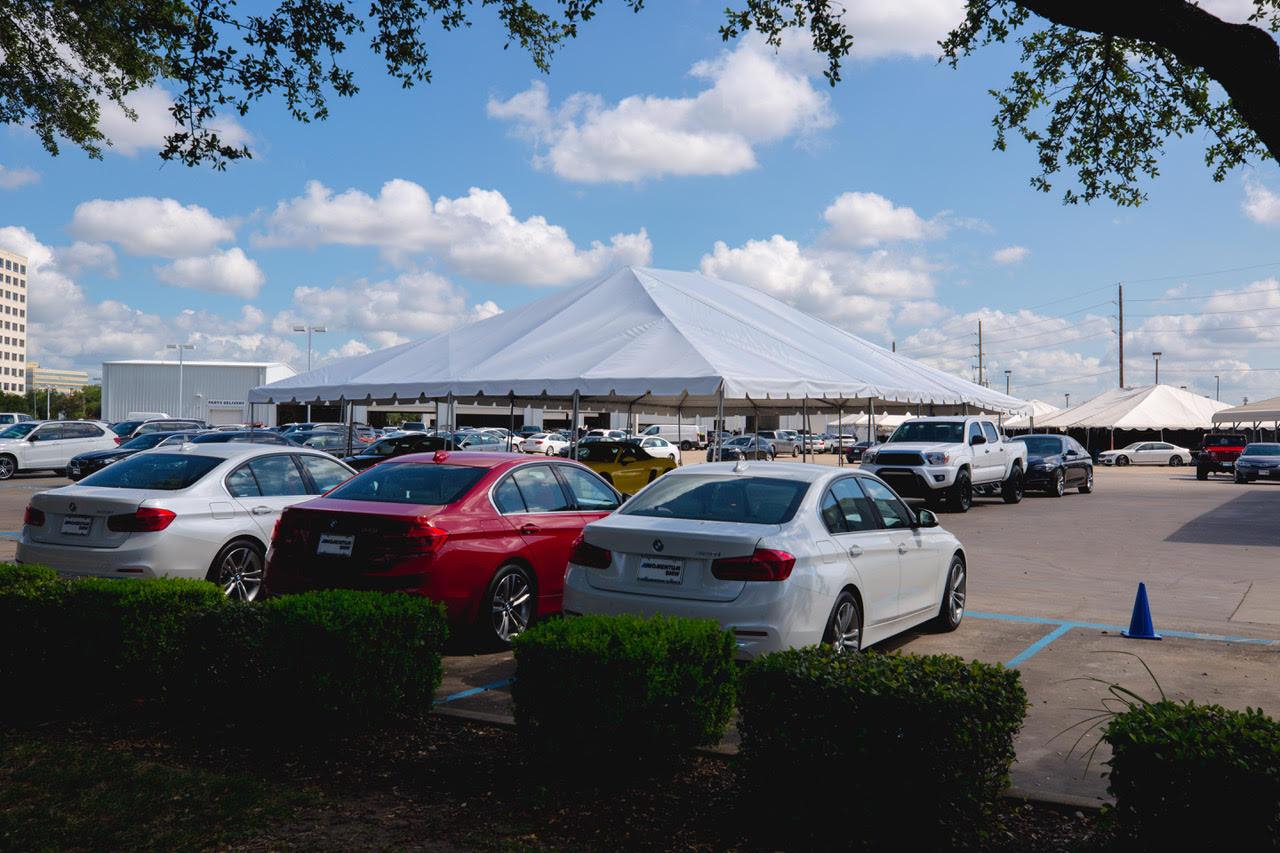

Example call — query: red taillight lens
[569,534,611,569]
[711,549,795,582]
[23,506,44,527]
[393,518,448,556]
[107,507,177,533]
[113,436,122,446]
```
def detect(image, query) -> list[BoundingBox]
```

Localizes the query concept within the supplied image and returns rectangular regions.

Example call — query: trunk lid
[273,499,447,576]
[26,487,156,549]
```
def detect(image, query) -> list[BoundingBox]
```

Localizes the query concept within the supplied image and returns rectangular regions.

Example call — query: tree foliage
[2,0,1278,204]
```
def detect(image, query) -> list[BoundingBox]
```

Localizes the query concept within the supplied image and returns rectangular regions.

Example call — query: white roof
[1212,395,1280,424]
[249,266,1026,415]
[1003,399,1060,429]
[1034,385,1232,430]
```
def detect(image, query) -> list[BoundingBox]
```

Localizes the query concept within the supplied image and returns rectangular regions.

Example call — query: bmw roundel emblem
[652,539,664,553]
[69,502,77,512]
[329,520,338,529]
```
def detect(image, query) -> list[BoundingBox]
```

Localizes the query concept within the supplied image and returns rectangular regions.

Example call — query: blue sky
[3,0,1280,406]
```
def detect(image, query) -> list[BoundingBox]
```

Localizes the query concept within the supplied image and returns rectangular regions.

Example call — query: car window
[509,465,572,513]
[968,422,984,444]
[327,463,486,505]
[246,455,309,497]
[79,453,223,490]
[556,465,621,511]
[619,445,644,462]
[828,478,879,532]
[642,439,658,448]
[576,444,621,463]
[1069,440,1088,455]
[982,422,1000,444]
[819,489,847,534]
[32,425,66,442]
[860,478,913,530]
[493,476,527,514]
[621,475,809,525]
[225,464,261,498]
[298,455,351,493]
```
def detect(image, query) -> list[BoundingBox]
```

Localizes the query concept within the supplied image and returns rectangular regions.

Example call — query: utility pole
[166,343,194,418]
[1117,283,1125,388]
[977,320,984,386]
[1215,374,1220,401]
[891,340,896,352]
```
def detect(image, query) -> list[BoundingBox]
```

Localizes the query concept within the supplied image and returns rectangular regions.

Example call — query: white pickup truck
[859,416,1027,512]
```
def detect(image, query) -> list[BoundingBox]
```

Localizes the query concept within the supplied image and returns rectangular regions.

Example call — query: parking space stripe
[1004,623,1074,668]
[0,531,18,538]
[969,610,1279,649]
[436,677,515,704]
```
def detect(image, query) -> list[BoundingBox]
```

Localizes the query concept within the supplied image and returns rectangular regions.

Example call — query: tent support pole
[447,393,454,450]
[715,385,725,463]
[676,404,683,461]
[570,391,580,458]
[837,404,843,466]
[345,399,354,457]
[508,394,515,442]
[802,398,809,463]
[867,399,873,444]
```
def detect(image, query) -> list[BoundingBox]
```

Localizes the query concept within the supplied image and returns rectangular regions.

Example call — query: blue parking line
[0,531,19,539]
[436,677,515,704]
[1004,623,1074,668]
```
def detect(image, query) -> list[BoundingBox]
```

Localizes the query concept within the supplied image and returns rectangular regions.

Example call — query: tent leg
[802,398,808,463]
[714,385,724,463]
[508,395,515,445]
[570,391,580,459]
[447,393,454,450]
[837,405,843,466]
[345,400,354,457]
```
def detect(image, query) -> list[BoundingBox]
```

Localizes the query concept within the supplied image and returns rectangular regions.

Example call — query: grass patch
[0,736,314,851]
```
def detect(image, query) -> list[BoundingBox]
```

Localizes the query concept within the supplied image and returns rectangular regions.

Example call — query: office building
[0,247,28,394]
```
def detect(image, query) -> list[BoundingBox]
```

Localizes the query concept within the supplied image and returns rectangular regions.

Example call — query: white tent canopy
[249,267,1027,416]
[1212,395,1280,425]
[826,412,909,433]
[1034,385,1231,431]
[1003,399,1060,429]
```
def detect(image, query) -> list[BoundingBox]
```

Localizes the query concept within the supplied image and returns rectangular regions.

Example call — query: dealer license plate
[317,533,355,557]
[61,515,93,536]
[637,558,684,585]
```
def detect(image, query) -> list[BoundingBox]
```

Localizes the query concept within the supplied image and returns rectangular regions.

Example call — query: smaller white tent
[1212,395,1280,426]
[1035,385,1231,431]
[826,412,909,440]
[1003,399,1061,430]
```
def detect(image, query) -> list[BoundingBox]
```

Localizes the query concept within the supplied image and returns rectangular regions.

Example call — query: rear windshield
[621,475,809,525]
[121,432,178,450]
[111,420,143,437]
[1204,435,1246,446]
[1243,444,1280,456]
[78,453,224,490]
[325,463,487,505]
[887,421,964,443]
[1011,436,1062,456]
[576,444,620,462]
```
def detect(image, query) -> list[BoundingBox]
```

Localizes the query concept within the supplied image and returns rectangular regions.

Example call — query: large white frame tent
[249,267,1026,453]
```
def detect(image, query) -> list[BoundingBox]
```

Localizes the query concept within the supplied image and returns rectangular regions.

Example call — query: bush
[511,615,736,770]
[737,648,1027,848]
[1104,700,1280,849]
[0,564,69,712]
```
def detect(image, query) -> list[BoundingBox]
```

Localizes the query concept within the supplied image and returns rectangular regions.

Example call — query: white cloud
[842,0,966,59]
[821,192,939,247]
[1243,179,1280,226]
[0,165,39,190]
[256,179,650,284]
[488,38,833,183]
[97,84,251,156]
[992,245,1030,265]
[55,242,118,278]
[70,197,236,257]
[155,247,266,298]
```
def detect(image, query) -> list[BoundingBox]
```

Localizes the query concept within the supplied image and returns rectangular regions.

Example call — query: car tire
[822,591,861,653]
[483,564,535,647]
[928,554,966,633]
[1196,466,1209,481]
[0,455,16,481]
[1115,455,1130,467]
[948,471,972,513]
[1079,469,1094,494]
[207,539,266,602]
[1001,466,1024,504]
[1169,455,1182,467]
[1047,469,1065,497]
[544,447,555,456]
[1235,471,1249,484]
[680,441,692,451]
[791,446,799,457]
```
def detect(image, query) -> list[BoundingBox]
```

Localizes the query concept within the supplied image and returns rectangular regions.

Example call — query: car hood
[873,442,960,453]
[1096,449,1128,456]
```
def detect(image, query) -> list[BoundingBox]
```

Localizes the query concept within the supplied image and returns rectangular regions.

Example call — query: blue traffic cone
[1122,582,1162,640]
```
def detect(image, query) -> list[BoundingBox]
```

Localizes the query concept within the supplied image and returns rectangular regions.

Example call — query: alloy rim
[1055,471,1065,495]
[959,482,971,510]
[830,601,861,653]
[0,459,12,478]
[1086,472,1093,490]
[218,546,263,601]
[1013,473,1024,500]
[949,563,967,623]
[491,572,532,641]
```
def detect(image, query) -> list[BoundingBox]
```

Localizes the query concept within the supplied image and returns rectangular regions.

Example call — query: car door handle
[847,545,863,558]
[519,523,540,535]
[251,506,272,515]
[897,543,909,554]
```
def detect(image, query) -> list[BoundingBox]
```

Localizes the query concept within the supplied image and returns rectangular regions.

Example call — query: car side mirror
[915,509,940,528]
[971,434,987,446]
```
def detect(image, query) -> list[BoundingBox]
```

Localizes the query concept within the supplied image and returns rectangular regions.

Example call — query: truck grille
[873,451,925,466]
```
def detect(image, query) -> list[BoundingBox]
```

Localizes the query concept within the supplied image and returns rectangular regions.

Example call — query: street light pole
[166,343,194,418]
[1215,374,1220,401]
[1004,369,1012,396]
[293,325,327,422]
[1065,392,1071,408]
[1152,351,1162,385]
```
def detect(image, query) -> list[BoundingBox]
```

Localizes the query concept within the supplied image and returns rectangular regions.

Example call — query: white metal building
[102,360,296,425]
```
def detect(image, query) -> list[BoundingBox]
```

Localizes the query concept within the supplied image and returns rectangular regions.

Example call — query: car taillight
[569,534,611,569]
[392,518,448,556]
[113,436,122,446]
[23,506,44,527]
[711,549,795,582]
[107,507,177,533]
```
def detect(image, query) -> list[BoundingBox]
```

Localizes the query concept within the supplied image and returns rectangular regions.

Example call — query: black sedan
[845,440,875,462]
[707,435,775,461]
[67,430,202,481]
[177,430,302,446]
[342,433,448,471]
[1009,434,1093,496]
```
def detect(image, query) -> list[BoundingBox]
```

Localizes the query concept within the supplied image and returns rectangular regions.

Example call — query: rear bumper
[1198,458,1237,472]
[15,535,204,581]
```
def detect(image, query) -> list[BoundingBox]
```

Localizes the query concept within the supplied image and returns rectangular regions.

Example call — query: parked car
[845,440,875,462]
[562,463,966,658]
[859,417,1027,513]
[586,429,629,441]
[520,432,570,455]
[447,430,508,452]
[573,441,677,494]
[1097,441,1192,467]
[68,430,203,481]
[265,452,623,645]
[1233,443,1280,483]
[799,433,828,453]
[342,433,448,471]
[638,424,705,450]
[125,418,209,439]
[0,420,120,480]
[1008,434,1094,496]
[709,435,775,461]
[16,444,355,600]
[299,432,357,455]
[757,430,799,457]
[632,435,680,463]
[516,425,542,438]
[0,413,33,425]
[174,429,302,446]
[1196,432,1249,480]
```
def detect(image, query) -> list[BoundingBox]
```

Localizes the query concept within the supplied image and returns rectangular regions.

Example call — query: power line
[1127,281,1280,303]
[1123,259,1280,285]
[1129,304,1280,319]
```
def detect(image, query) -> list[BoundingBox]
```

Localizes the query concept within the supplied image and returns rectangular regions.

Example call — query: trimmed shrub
[511,615,736,770]
[1104,700,1280,849]
[0,563,69,711]
[737,648,1026,847]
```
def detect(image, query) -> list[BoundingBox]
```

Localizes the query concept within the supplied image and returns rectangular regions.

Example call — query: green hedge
[511,615,736,769]
[738,648,1027,847]
[0,564,68,711]
[1105,700,1280,848]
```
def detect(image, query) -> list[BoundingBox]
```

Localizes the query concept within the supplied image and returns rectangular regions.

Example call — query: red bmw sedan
[264,451,623,645]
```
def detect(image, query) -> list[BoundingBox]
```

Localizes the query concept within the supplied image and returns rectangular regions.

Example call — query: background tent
[1035,385,1231,431]
[249,267,1027,421]
[826,412,909,440]
[1212,395,1280,428]
[1003,399,1060,430]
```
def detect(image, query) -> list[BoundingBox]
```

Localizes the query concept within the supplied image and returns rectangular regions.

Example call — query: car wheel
[1196,466,1209,481]
[1048,469,1065,497]
[791,446,799,457]
[1001,467,1024,504]
[1115,455,1130,467]
[948,472,972,513]
[929,555,966,632]
[680,441,692,451]
[822,591,861,654]
[484,564,535,646]
[207,539,266,602]
[1169,455,1182,467]
[1235,471,1249,484]
[544,447,555,456]
[647,468,658,483]
[1079,469,1094,494]
[0,455,15,481]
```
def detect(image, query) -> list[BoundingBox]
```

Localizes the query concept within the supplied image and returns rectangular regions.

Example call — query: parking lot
[5,461,1277,805]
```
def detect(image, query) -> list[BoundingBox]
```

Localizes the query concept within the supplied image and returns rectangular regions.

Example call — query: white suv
[0,421,119,480]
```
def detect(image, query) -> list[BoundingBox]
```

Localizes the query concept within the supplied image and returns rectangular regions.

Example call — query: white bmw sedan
[563,462,967,658]
[16,444,354,600]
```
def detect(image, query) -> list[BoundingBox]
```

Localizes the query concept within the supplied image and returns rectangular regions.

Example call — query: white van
[639,424,706,450]
[0,413,33,425]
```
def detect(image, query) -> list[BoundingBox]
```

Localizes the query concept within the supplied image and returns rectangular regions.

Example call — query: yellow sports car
[574,441,677,494]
